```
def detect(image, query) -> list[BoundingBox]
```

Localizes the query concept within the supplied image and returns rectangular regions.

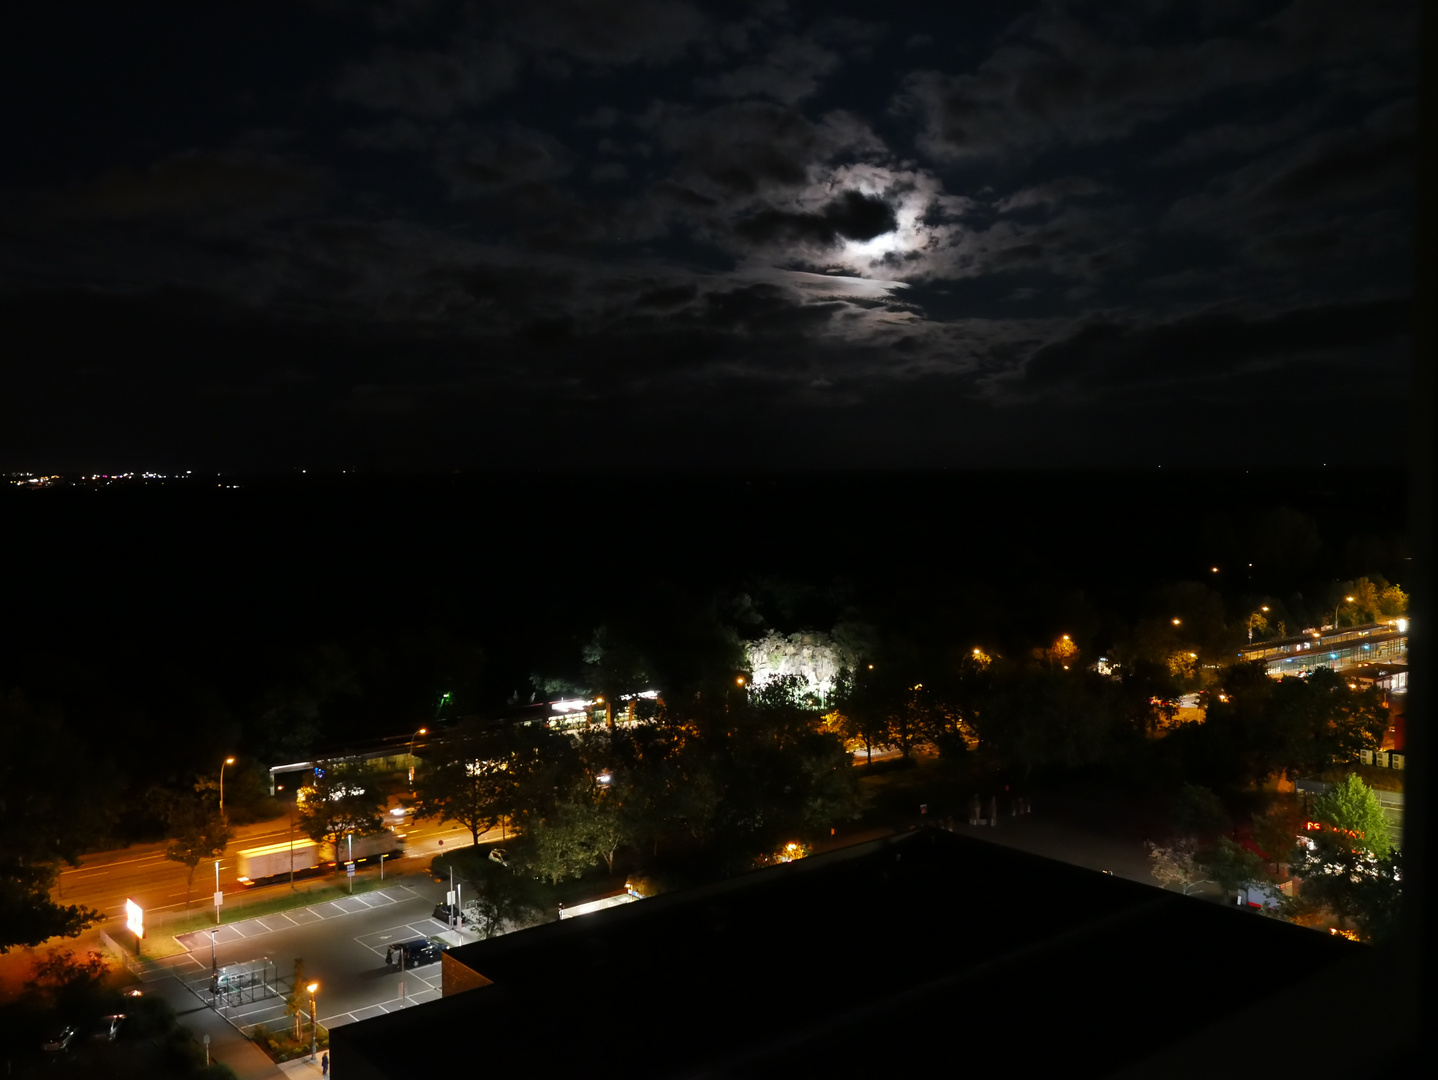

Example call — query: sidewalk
[279,1053,329,1077]
[144,968,284,1080]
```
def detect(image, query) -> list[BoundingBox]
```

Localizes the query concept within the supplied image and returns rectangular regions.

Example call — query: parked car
[41,1025,76,1052]
[399,938,444,966]
[90,1014,125,1042]
[433,902,456,923]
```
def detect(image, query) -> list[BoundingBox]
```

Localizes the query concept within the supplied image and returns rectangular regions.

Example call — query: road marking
[61,851,170,876]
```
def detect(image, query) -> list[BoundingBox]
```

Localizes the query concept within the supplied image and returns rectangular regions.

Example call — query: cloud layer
[0,0,1416,470]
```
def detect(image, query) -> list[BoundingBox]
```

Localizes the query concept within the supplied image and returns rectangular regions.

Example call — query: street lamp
[1334,595,1355,630]
[308,982,319,1059]
[408,727,427,785]
[219,756,235,813]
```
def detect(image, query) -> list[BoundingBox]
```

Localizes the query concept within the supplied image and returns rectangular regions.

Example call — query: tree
[22,949,111,1021]
[1170,784,1231,839]
[1252,804,1305,875]
[284,958,309,1040]
[1146,839,1210,895]
[1195,838,1265,901]
[0,692,105,952]
[1289,774,1400,940]
[296,762,388,865]
[462,871,542,939]
[1200,664,1388,785]
[518,809,600,885]
[830,666,890,765]
[416,727,511,846]
[1336,575,1407,626]
[582,624,653,726]
[1306,773,1392,860]
[162,788,235,909]
[969,661,1124,779]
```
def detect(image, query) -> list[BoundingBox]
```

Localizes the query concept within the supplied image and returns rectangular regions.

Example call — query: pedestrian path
[142,968,284,1079]
[175,884,422,951]
[279,1052,330,1077]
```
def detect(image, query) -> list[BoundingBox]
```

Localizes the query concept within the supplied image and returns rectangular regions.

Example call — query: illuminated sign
[125,898,144,938]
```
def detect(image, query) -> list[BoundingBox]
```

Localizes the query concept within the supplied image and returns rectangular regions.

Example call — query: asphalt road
[53,814,506,926]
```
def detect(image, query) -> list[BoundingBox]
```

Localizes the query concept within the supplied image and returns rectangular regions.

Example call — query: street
[53,813,505,928]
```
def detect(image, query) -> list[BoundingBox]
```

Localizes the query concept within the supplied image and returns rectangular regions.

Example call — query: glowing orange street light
[408,727,427,785]
[219,757,236,813]
[307,982,319,1059]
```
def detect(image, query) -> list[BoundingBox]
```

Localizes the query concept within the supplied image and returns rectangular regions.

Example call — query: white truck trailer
[236,839,322,884]
[323,828,406,866]
[236,829,405,884]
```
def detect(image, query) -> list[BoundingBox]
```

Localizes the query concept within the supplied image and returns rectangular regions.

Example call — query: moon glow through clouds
[0,1,1416,471]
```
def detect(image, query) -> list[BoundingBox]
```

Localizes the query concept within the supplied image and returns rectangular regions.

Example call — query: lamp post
[1334,595,1355,630]
[308,982,319,1059]
[408,727,427,786]
[219,756,235,814]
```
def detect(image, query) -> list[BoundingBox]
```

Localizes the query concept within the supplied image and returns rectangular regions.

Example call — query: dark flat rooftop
[333,827,1359,1079]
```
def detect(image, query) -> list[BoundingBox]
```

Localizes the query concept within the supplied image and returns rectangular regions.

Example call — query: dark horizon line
[3,463,1412,481]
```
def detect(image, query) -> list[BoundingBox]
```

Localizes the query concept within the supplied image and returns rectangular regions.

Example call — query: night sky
[1,1,1418,472]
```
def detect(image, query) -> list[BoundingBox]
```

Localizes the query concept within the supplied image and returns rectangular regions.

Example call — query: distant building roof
[332,828,1352,1078]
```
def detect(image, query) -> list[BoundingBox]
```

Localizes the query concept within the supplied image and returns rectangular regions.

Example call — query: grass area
[134,935,189,960]
[152,873,396,941]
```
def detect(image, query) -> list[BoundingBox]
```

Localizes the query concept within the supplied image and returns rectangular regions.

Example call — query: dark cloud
[902,0,1414,163]
[332,42,522,115]
[735,191,897,246]
[1020,296,1410,393]
[695,35,842,105]
[499,0,708,66]
[995,176,1108,214]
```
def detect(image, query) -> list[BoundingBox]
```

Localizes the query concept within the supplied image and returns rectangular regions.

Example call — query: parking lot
[167,878,472,1033]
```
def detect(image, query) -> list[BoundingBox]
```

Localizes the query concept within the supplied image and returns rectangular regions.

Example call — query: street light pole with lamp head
[408,727,427,786]
[1334,595,1355,630]
[219,756,235,814]
[308,982,319,1059]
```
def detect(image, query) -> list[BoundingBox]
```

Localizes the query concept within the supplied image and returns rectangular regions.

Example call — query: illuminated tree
[1377,582,1408,617]
[416,724,515,845]
[296,761,387,864]
[517,803,603,885]
[1308,773,1392,860]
